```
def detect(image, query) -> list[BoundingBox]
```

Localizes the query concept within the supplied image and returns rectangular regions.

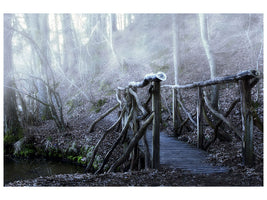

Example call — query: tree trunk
[4,14,21,135]
[172,14,181,134]
[24,14,51,120]
[61,14,78,72]
[111,14,117,32]
[199,14,219,110]
[39,14,52,119]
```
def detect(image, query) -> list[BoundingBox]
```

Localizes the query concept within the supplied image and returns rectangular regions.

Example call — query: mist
[3,13,264,186]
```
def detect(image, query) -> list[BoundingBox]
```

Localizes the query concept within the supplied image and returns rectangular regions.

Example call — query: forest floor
[6,91,263,186]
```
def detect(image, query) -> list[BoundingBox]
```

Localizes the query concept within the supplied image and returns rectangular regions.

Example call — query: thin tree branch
[88,103,120,133]
[203,91,242,140]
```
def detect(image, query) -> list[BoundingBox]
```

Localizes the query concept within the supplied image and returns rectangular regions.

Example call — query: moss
[16,145,36,158]
[47,136,52,142]
[5,129,27,155]
[4,128,24,145]
[92,155,103,170]
[67,155,74,160]
[77,156,86,165]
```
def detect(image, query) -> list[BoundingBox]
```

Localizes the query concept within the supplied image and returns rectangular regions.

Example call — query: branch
[252,110,263,132]
[95,106,134,174]
[108,112,154,172]
[85,106,125,172]
[203,91,242,140]
[162,70,260,90]
[4,85,51,107]
[88,103,119,133]
[129,88,147,116]
[177,97,197,126]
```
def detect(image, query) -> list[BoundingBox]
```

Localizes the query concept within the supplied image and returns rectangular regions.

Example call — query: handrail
[118,71,167,90]
[162,70,260,89]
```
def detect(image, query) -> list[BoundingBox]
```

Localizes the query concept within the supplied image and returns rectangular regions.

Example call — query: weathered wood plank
[118,72,167,90]
[197,87,204,149]
[152,80,161,169]
[162,70,260,90]
[142,130,228,174]
[239,79,254,166]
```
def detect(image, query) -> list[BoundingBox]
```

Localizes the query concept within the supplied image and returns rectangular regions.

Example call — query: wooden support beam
[152,80,161,169]
[172,88,180,135]
[197,87,204,149]
[239,79,254,167]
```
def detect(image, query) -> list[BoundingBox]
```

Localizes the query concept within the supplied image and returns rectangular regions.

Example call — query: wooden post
[172,88,180,135]
[240,79,254,166]
[197,87,204,149]
[152,80,161,169]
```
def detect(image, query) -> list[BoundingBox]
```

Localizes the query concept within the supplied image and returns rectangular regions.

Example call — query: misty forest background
[4,13,263,152]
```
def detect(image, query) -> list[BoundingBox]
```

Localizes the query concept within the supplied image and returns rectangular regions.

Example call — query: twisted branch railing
[85,72,166,173]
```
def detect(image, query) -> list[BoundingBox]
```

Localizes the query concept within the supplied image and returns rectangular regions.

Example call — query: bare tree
[24,14,52,120]
[4,14,21,135]
[172,14,181,134]
[199,14,219,110]
[61,14,78,72]
[111,14,117,32]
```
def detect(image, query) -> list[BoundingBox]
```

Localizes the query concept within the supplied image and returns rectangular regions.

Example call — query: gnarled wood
[95,107,134,174]
[177,95,197,127]
[88,103,119,133]
[203,91,242,140]
[240,79,254,166]
[128,88,147,117]
[197,87,204,149]
[85,106,125,172]
[108,113,154,172]
[162,70,260,90]
[152,81,161,169]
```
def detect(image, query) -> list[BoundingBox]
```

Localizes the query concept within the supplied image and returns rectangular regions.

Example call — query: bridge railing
[162,69,262,167]
[86,72,167,173]
[115,72,167,170]
[86,69,261,173]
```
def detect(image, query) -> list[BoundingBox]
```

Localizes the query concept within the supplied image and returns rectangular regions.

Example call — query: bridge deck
[140,131,228,174]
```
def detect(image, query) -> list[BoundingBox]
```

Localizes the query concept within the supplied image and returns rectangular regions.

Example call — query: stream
[4,156,85,185]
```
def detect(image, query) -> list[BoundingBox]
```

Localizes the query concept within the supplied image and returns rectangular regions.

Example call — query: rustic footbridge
[85,70,261,174]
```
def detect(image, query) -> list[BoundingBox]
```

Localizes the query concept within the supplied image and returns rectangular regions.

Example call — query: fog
[4,13,263,131]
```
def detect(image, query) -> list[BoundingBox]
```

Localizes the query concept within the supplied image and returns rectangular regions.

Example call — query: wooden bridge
[142,130,228,174]
[85,70,261,174]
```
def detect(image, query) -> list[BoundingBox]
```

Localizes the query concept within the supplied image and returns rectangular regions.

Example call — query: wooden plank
[239,79,254,166]
[143,130,228,174]
[152,80,161,169]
